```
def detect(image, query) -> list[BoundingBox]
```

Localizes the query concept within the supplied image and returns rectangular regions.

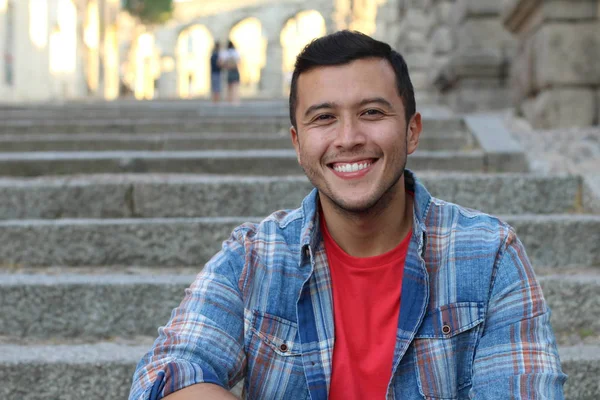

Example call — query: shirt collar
[299,169,432,254]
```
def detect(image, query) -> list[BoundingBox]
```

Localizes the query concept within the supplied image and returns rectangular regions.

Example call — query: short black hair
[289,30,415,129]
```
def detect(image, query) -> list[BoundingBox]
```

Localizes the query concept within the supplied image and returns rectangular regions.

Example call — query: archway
[280,10,326,93]
[49,0,77,74]
[229,17,266,97]
[177,24,213,98]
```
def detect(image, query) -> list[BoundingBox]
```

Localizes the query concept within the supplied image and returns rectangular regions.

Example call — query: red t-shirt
[322,218,411,399]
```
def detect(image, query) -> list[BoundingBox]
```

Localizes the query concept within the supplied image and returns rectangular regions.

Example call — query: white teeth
[333,162,371,173]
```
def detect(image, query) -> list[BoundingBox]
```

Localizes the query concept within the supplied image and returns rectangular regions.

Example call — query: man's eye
[315,114,333,121]
[363,109,382,116]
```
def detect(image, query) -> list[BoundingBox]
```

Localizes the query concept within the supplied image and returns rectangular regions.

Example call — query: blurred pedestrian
[210,43,223,103]
[222,40,241,104]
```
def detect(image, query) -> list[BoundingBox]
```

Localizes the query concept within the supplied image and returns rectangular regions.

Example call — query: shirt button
[442,325,451,335]
[280,343,288,353]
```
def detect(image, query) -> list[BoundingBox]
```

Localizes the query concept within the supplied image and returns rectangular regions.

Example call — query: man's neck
[320,177,413,258]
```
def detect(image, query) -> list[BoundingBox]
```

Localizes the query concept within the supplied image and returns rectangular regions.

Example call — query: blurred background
[0,1,599,399]
[0,0,598,129]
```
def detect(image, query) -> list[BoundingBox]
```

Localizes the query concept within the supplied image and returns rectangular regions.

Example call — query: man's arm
[470,229,567,398]
[164,383,239,400]
[129,228,249,400]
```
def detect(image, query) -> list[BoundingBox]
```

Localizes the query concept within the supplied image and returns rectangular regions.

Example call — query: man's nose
[334,118,366,149]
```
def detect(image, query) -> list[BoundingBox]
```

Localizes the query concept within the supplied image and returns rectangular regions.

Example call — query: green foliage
[124,0,173,25]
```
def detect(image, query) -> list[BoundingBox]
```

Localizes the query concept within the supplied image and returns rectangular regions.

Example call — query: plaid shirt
[129,170,566,399]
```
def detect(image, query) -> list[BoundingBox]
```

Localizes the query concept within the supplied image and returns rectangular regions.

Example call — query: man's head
[289,30,415,129]
[289,30,422,216]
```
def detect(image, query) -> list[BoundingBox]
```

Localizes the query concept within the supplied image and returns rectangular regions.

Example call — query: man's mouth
[328,159,377,174]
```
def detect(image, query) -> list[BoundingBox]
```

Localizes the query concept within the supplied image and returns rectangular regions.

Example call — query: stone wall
[502,0,600,128]
[430,0,517,112]
[395,0,435,104]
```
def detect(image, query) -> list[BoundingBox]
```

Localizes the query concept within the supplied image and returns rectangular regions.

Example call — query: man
[129,31,566,399]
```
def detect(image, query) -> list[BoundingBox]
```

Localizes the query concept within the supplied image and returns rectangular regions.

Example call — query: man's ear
[290,125,301,164]
[407,112,422,155]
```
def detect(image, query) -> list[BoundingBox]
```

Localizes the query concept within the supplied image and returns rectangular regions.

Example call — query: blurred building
[1,0,599,128]
[0,0,120,102]
[119,0,395,100]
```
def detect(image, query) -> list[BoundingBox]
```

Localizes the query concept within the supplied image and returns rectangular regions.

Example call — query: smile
[328,159,377,176]
[332,162,372,173]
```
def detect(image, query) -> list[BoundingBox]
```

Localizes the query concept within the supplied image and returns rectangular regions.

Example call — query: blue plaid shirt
[129,170,566,399]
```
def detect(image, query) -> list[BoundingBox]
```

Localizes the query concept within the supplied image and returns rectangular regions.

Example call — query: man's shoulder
[229,206,305,245]
[426,196,513,242]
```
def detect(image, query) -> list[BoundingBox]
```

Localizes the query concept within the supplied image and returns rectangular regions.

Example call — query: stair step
[0,268,195,338]
[1,268,597,339]
[0,341,596,399]
[0,341,146,400]
[0,115,466,136]
[0,173,584,219]
[0,215,597,268]
[538,271,600,337]
[0,118,291,134]
[560,344,600,399]
[0,131,472,152]
[0,150,487,176]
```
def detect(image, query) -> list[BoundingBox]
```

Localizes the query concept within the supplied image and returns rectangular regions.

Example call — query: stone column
[431,0,516,112]
[374,0,402,42]
[154,28,178,99]
[261,39,284,98]
[502,0,600,128]
[423,0,456,104]
[396,2,435,104]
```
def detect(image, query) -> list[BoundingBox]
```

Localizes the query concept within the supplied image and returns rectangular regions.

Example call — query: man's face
[290,57,421,214]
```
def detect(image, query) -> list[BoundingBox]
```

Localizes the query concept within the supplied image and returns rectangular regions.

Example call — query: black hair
[289,30,415,129]
[228,40,235,50]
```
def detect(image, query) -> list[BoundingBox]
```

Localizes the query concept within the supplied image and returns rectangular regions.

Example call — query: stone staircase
[0,100,598,399]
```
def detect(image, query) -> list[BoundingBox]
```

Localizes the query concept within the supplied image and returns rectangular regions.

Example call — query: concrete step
[0,340,596,399]
[0,101,290,119]
[0,116,466,136]
[0,150,487,176]
[0,174,585,220]
[0,268,196,338]
[0,215,598,267]
[0,131,473,152]
[0,101,451,120]
[0,106,290,116]
[0,118,292,134]
[1,268,597,339]
[538,270,600,338]
[560,344,600,400]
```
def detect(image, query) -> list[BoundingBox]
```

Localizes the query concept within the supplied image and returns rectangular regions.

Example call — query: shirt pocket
[413,302,484,400]
[246,310,308,399]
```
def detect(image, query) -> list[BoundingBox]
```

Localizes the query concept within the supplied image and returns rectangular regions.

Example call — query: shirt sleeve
[128,228,248,400]
[470,228,567,398]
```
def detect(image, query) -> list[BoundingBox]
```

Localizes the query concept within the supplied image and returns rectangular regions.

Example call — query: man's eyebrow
[358,97,393,109]
[303,102,337,118]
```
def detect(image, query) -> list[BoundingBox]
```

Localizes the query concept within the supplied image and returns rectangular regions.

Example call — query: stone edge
[463,113,528,172]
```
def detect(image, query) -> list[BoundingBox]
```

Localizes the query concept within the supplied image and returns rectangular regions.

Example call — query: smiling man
[129,31,566,400]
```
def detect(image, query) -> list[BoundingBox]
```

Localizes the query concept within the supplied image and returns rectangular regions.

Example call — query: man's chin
[327,195,381,215]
